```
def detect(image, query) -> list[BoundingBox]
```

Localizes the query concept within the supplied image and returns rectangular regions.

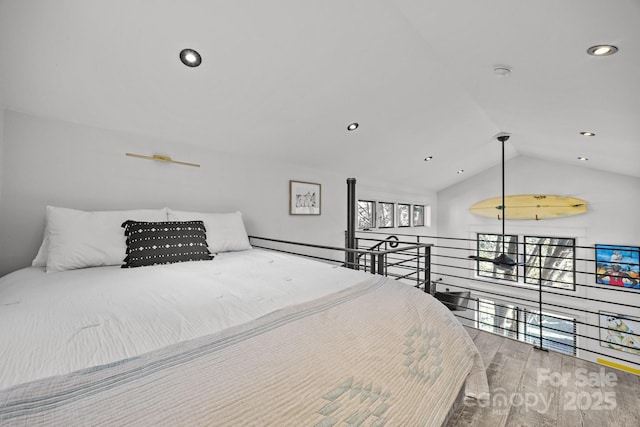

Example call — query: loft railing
[248,235,431,286]
[353,234,432,290]
[354,230,640,374]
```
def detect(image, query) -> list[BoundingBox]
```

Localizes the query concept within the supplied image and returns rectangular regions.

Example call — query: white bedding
[0,249,369,389]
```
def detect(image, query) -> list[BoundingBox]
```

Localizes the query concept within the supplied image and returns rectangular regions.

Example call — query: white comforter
[0,249,369,389]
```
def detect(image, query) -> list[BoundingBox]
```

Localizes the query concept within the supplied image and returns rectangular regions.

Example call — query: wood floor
[445,328,640,427]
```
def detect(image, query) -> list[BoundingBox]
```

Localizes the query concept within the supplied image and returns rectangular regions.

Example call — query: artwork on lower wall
[599,312,640,355]
[595,244,639,289]
[289,180,321,215]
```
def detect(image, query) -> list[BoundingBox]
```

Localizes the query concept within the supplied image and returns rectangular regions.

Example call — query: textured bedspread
[0,276,487,426]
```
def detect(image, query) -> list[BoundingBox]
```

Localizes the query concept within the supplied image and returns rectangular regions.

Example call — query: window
[397,204,410,227]
[523,309,576,355]
[413,205,425,227]
[476,233,518,281]
[477,298,518,339]
[357,200,427,229]
[477,298,576,356]
[357,200,376,230]
[524,236,575,290]
[377,202,395,228]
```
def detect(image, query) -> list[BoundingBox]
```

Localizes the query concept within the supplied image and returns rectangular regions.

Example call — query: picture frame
[289,180,321,215]
[599,311,640,355]
[595,244,639,289]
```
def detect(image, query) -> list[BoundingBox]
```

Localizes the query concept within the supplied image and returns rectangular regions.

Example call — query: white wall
[436,155,640,368]
[0,110,435,276]
[0,107,4,225]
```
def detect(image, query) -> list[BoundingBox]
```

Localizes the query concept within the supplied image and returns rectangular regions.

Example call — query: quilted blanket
[0,276,487,426]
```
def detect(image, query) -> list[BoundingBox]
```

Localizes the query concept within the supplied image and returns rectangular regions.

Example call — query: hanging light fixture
[469,134,517,270]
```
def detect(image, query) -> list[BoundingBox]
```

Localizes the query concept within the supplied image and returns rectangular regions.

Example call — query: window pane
[357,200,375,229]
[525,237,575,290]
[477,299,517,338]
[398,204,410,227]
[524,310,576,355]
[413,205,424,226]
[477,233,518,281]
[377,202,395,228]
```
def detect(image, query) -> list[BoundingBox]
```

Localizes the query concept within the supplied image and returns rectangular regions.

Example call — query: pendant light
[469,134,516,270]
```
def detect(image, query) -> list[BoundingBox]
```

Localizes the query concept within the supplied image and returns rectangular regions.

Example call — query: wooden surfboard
[469,194,588,220]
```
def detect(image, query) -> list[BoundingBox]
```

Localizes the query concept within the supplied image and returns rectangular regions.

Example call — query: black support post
[346,178,357,269]
[534,243,548,352]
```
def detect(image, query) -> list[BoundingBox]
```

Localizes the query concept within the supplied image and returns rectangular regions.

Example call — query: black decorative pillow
[121,220,213,268]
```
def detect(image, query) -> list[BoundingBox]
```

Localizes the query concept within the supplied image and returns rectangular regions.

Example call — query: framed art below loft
[595,244,639,289]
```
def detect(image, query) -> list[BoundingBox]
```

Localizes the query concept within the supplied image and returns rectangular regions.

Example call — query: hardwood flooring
[445,328,640,427]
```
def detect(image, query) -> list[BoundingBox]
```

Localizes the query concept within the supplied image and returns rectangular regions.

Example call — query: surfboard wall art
[469,194,588,220]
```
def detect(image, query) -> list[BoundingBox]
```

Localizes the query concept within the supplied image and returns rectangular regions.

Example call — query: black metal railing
[354,232,435,292]
[248,235,431,287]
[354,230,640,372]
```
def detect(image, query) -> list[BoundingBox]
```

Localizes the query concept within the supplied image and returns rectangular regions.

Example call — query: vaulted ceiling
[1,0,638,191]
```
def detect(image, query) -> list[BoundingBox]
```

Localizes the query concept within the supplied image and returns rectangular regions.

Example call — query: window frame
[476,297,576,356]
[397,203,411,227]
[476,232,519,282]
[377,202,395,228]
[522,308,577,356]
[524,235,576,291]
[412,205,425,227]
[477,298,518,339]
[357,200,376,230]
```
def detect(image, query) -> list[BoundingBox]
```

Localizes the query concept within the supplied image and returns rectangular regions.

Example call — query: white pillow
[45,206,169,272]
[32,224,50,267]
[167,210,251,253]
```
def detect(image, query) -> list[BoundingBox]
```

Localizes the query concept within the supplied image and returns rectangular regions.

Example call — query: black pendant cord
[501,137,506,254]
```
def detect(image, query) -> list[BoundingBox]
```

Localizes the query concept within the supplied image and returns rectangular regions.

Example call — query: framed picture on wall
[595,244,639,289]
[289,180,321,215]
[599,311,640,355]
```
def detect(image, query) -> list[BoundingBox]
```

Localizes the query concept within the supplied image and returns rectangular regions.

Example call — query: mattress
[0,249,488,425]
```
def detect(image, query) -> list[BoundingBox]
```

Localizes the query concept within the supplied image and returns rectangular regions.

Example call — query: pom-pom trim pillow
[122,220,213,268]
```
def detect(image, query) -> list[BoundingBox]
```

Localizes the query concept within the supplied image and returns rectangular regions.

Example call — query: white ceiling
[1,0,638,191]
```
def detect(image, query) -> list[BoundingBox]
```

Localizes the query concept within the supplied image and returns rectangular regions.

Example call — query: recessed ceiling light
[180,48,202,67]
[577,156,589,161]
[580,131,595,136]
[457,169,465,174]
[347,122,359,131]
[587,45,618,56]
[424,156,433,161]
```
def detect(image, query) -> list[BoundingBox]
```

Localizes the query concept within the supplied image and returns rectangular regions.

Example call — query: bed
[0,206,488,426]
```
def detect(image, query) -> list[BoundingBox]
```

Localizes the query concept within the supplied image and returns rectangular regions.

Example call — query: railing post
[346,178,357,269]
[416,236,420,290]
[370,253,376,275]
[377,253,385,275]
[425,246,431,294]
[534,242,548,352]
